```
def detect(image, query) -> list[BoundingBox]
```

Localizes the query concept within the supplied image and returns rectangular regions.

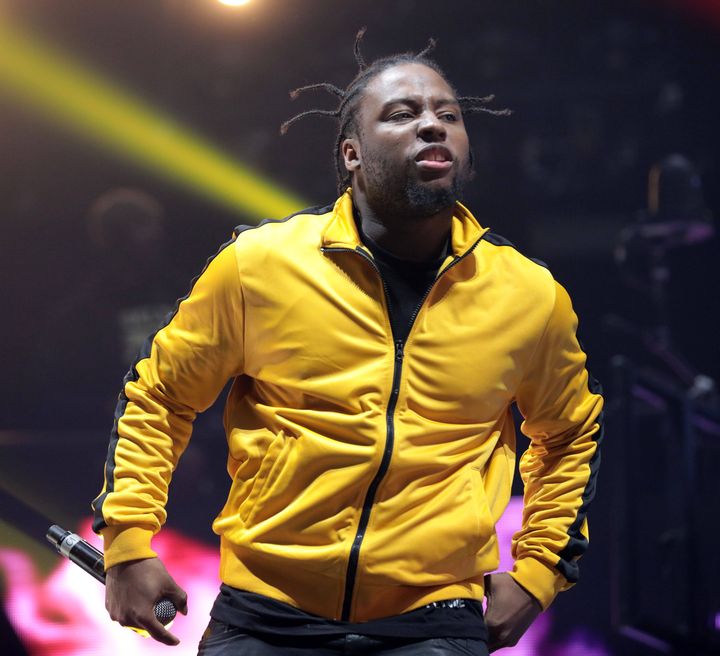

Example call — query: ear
[341,137,361,172]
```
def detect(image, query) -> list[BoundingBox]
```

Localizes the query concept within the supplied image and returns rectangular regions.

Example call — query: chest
[241,252,548,422]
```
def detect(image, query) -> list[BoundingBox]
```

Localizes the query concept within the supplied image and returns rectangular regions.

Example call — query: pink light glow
[1,500,610,655]
[1,519,220,655]
[490,496,553,653]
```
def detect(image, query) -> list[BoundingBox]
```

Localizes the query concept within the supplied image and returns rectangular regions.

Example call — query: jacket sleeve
[509,279,603,610]
[91,238,245,568]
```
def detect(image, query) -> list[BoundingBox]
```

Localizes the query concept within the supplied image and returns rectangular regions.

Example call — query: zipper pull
[395,340,404,361]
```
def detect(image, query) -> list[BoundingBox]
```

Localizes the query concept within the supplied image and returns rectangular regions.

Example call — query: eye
[387,110,414,121]
[439,112,458,122]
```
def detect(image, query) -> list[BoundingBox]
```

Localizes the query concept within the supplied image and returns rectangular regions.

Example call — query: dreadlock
[280,28,512,195]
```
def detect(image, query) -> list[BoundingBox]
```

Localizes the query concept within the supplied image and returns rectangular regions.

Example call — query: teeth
[420,148,448,162]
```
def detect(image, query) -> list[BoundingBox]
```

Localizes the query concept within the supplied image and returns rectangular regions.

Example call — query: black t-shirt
[211,586,488,639]
[210,227,487,640]
[359,228,449,342]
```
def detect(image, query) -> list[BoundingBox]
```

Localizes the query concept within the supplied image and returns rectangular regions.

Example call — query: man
[93,42,603,655]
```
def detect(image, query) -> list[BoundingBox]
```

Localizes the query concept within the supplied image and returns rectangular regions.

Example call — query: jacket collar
[321,188,489,257]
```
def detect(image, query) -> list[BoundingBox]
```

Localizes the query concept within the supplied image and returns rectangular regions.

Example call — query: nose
[417,111,446,142]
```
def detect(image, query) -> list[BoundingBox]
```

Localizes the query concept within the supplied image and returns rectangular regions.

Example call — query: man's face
[344,62,472,219]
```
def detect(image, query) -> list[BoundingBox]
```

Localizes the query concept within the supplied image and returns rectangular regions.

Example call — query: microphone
[46,524,177,626]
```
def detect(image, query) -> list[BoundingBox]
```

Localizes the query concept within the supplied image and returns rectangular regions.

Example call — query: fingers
[134,585,186,643]
[483,572,541,653]
[483,573,494,609]
[164,585,188,616]
[488,634,518,653]
[107,605,180,645]
[105,558,188,643]
[486,618,503,653]
[486,619,519,653]
[484,574,500,652]
[483,573,493,593]
[487,627,511,653]
[137,615,181,646]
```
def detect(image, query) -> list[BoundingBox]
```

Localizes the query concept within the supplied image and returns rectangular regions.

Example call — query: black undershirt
[211,225,487,640]
[211,587,487,640]
[359,227,449,342]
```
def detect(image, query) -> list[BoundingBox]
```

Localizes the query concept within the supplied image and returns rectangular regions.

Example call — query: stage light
[0,18,304,221]
[218,0,252,6]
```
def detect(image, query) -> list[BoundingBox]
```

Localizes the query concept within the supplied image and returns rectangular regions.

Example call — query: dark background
[1,1,719,654]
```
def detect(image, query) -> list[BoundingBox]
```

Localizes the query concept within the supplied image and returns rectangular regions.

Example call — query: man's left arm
[485,279,604,651]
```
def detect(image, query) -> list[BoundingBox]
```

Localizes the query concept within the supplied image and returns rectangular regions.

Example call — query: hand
[484,572,542,652]
[105,557,188,645]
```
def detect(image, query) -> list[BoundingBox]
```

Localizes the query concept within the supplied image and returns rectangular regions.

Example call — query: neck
[353,193,453,263]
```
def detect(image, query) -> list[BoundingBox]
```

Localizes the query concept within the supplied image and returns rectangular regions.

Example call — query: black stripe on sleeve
[554,373,604,583]
[91,202,335,533]
[481,231,549,269]
[91,235,237,532]
[485,228,598,582]
[232,202,333,238]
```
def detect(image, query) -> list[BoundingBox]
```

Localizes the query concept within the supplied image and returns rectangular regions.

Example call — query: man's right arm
[91,238,245,639]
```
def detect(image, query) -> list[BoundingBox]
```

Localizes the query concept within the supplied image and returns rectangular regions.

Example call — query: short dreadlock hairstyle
[281,28,512,196]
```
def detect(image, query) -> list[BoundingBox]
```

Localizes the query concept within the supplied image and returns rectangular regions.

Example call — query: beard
[359,147,473,220]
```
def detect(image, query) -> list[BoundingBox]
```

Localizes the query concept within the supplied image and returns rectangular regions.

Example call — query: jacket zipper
[322,236,484,620]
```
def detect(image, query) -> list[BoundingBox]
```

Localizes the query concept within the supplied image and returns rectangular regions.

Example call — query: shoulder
[476,234,585,358]
[475,230,566,326]
[232,203,335,254]
[480,231,549,269]
[478,230,554,288]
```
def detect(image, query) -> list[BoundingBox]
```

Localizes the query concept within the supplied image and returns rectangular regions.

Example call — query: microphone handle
[57,530,106,583]
[46,524,177,626]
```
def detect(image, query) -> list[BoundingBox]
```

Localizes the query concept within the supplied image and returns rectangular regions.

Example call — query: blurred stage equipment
[609,154,719,654]
[87,188,164,251]
[613,154,714,392]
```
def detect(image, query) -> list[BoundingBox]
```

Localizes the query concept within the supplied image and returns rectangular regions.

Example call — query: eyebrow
[381,96,460,110]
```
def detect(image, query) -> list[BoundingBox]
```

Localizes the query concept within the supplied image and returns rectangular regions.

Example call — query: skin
[342,62,473,262]
[105,558,187,645]
[106,62,542,649]
[484,573,543,652]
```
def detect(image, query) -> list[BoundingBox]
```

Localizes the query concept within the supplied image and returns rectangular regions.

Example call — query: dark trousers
[197,620,489,655]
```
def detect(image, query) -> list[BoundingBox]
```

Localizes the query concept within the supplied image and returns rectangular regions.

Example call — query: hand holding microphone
[47,525,187,645]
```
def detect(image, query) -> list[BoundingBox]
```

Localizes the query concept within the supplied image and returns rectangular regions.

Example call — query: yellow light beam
[0,18,306,220]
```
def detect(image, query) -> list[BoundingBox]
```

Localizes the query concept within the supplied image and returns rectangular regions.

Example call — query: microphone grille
[153,599,177,625]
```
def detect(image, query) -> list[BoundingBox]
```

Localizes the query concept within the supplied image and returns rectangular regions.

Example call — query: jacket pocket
[362,465,499,585]
[238,430,288,525]
[468,465,496,556]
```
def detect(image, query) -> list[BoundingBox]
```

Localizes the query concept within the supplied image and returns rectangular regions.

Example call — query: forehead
[361,62,457,108]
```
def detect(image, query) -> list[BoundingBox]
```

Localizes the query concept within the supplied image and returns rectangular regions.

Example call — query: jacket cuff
[510,557,569,610]
[100,525,157,569]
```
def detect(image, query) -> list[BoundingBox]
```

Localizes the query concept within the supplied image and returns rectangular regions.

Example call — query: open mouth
[415,146,454,172]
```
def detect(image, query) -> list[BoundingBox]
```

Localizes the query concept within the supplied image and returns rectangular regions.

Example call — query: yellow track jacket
[93,189,603,622]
